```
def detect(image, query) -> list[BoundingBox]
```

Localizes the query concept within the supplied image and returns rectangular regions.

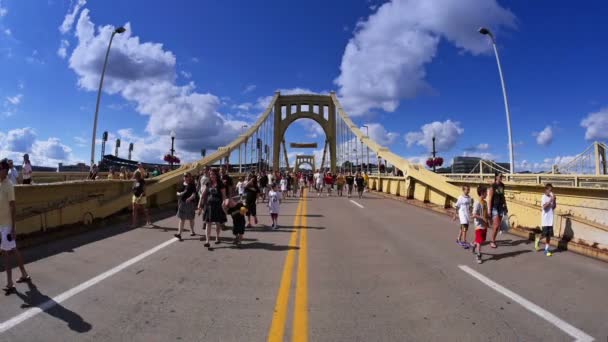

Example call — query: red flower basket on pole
[425,157,444,169]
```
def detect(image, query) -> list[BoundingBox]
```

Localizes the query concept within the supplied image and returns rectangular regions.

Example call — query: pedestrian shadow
[484,249,531,262]
[212,242,300,251]
[15,282,92,333]
[12,210,175,268]
[495,239,530,247]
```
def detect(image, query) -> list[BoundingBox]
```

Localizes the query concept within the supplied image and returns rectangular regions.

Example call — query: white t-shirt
[280,179,287,191]
[236,181,245,195]
[454,195,472,225]
[7,167,18,185]
[314,172,322,185]
[22,163,32,180]
[268,190,281,214]
[541,194,555,227]
[267,174,274,185]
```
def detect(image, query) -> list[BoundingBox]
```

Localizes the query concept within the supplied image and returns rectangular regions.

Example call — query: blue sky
[1,0,607,171]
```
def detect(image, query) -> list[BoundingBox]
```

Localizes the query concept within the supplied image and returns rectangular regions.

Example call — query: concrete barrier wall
[367,175,608,252]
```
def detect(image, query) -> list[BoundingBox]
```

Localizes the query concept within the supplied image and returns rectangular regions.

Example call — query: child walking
[236,177,246,201]
[268,183,282,229]
[224,198,247,247]
[536,183,556,256]
[471,185,489,264]
[453,185,472,248]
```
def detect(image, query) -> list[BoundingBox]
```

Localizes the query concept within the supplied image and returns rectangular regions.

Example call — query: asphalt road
[0,190,606,341]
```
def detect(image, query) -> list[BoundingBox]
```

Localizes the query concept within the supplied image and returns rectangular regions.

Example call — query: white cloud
[73,136,87,147]
[26,49,44,64]
[3,28,10,36]
[362,123,399,145]
[297,119,325,139]
[67,8,245,158]
[581,108,608,141]
[335,0,516,116]
[5,127,36,152]
[5,94,22,105]
[534,125,553,146]
[59,0,86,34]
[32,138,72,161]
[243,84,256,94]
[57,39,70,59]
[180,70,192,79]
[0,1,7,17]
[191,57,199,63]
[476,143,489,151]
[517,155,577,173]
[405,119,464,152]
[0,128,76,166]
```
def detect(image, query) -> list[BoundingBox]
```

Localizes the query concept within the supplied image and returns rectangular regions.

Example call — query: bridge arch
[273,93,336,173]
[294,155,316,173]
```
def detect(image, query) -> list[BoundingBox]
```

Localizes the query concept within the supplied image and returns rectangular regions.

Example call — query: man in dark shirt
[345,173,355,198]
[220,166,234,198]
[259,171,269,202]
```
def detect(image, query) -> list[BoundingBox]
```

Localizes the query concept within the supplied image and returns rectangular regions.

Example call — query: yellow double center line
[268,190,309,342]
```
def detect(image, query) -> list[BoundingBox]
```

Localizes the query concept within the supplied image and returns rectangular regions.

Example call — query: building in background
[451,156,510,174]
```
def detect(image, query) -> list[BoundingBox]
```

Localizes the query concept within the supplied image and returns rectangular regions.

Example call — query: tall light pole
[89,26,126,167]
[362,125,370,173]
[479,27,515,174]
[170,130,176,169]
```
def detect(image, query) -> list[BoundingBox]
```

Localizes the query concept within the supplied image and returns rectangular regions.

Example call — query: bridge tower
[294,155,316,173]
[273,92,337,173]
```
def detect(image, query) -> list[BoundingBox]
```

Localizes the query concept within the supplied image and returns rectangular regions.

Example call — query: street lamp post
[362,125,370,174]
[89,26,126,167]
[354,148,358,172]
[479,27,515,174]
[170,130,176,169]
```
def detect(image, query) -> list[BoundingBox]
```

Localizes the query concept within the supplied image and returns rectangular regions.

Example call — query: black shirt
[245,183,260,203]
[345,176,355,185]
[355,176,364,187]
[179,182,197,202]
[132,179,145,197]
[206,182,224,204]
[491,182,506,210]
[221,174,233,188]
[228,203,246,227]
[259,175,268,187]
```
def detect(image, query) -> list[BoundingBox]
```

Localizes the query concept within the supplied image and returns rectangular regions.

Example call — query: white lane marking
[349,200,364,209]
[458,265,594,342]
[0,238,178,333]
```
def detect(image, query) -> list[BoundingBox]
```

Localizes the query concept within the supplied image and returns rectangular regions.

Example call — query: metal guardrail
[444,173,608,189]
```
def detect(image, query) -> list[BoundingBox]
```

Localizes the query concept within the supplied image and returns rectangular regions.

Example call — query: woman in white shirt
[21,154,32,185]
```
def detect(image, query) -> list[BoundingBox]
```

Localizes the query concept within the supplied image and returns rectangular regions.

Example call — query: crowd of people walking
[153,166,373,250]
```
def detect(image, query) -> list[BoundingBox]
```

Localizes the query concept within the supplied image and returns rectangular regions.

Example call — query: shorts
[475,229,487,244]
[271,213,278,219]
[132,195,147,205]
[22,178,32,185]
[1,227,17,251]
[460,224,469,232]
[541,226,554,238]
[492,208,506,218]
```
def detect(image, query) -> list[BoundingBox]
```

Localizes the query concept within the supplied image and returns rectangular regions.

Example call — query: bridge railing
[444,173,608,189]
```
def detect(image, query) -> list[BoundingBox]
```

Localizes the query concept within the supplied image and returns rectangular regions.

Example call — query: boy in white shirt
[236,177,246,201]
[268,184,282,229]
[452,185,472,249]
[536,183,557,256]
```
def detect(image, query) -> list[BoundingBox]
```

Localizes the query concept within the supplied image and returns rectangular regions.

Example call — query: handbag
[500,215,511,233]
